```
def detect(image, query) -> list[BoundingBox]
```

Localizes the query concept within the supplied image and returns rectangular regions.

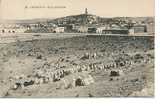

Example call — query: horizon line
[1,14,155,21]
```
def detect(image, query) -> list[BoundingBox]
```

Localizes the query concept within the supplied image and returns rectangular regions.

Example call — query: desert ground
[0,33,154,97]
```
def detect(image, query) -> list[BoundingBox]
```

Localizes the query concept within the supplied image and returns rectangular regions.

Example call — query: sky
[0,0,155,20]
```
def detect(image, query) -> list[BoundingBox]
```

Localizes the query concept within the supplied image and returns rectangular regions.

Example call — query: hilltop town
[0,9,154,35]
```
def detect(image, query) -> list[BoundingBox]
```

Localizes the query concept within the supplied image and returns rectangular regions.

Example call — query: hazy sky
[0,0,155,20]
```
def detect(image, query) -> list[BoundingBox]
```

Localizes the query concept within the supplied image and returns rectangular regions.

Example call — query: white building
[74,26,88,33]
[54,27,65,33]
[96,27,106,33]
[0,28,27,33]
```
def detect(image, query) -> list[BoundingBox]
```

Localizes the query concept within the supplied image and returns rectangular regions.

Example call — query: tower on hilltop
[85,8,88,15]
[83,8,88,25]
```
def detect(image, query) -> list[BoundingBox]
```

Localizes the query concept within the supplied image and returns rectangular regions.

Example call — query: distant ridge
[50,14,154,26]
[0,14,154,24]
[0,18,54,24]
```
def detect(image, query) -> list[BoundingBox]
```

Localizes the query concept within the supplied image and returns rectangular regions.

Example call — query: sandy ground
[0,34,154,97]
[0,33,154,44]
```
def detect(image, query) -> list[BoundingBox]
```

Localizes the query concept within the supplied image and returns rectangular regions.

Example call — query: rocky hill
[49,14,154,26]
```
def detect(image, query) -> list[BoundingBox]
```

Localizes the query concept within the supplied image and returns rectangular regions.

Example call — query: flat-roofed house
[54,27,65,33]
[132,25,147,33]
[96,26,106,33]
[88,27,97,33]
[75,26,88,33]
[146,23,155,35]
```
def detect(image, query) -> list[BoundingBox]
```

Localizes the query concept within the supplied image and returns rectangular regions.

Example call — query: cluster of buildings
[0,9,154,35]
[52,22,154,35]
[0,22,154,35]
[0,24,27,33]
[73,25,129,34]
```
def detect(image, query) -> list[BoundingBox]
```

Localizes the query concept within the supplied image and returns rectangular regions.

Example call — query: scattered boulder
[58,72,94,89]
[134,54,144,60]
[23,80,34,87]
[81,75,94,86]
[88,93,94,97]
[81,53,90,60]
[36,54,42,59]
[110,71,120,76]
[110,70,123,77]
[34,78,44,84]
[12,76,35,90]
[92,53,97,58]
[146,53,154,59]
[75,78,84,86]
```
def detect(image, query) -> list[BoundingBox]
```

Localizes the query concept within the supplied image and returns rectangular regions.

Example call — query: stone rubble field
[0,35,154,97]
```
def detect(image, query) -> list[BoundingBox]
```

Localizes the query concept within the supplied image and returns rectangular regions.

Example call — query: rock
[43,78,49,83]
[81,53,90,60]
[53,73,60,82]
[110,70,123,77]
[88,93,94,97]
[58,72,94,89]
[109,78,113,81]
[23,80,34,87]
[61,78,75,89]
[14,75,20,80]
[36,54,42,59]
[38,78,44,84]
[75,78,84,86]
[9,77,13,82]
[13,77,35,90]
[81,65,87,71]
[82,75,94,86]
[1,80,5,83]
[34,78,39,84]
[14,82,23,90]
[12,84,19,90]
[92,53,97,58]
[75,94,79,97]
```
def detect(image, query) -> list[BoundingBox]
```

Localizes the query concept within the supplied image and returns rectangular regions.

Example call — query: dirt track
[0,35,154,97]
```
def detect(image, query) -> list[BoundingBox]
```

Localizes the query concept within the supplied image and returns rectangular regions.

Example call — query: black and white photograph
[0,0,154,98]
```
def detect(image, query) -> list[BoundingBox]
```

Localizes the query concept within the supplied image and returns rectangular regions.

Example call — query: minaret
[82,8,88,25]
[85,8,88,15]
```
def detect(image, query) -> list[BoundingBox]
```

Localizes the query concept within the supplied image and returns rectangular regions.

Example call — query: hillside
[49,15,154,26]
[0,35,154,97]
[49,14,106,25]
[1,14,154,26]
